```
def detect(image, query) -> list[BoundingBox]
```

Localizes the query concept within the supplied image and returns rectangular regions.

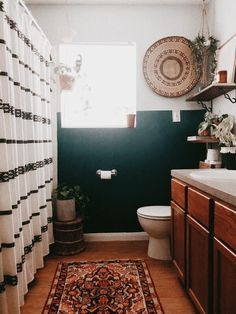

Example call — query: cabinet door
[214,201,236,251]
[214,238,236,314]
[187,215,210,314]
[171,178,187,209]
[188,187,212,229]
[171,201,186,285]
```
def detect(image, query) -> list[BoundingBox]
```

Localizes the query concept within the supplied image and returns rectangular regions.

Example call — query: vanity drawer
[188,187,212,229]
[171,178,187,209]
[214,201,236,251]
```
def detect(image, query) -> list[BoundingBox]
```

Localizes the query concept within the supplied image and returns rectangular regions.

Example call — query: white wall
[210,0,236,118]
[28,3,203,111]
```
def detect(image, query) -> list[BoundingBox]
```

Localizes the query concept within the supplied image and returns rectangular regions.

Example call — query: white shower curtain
[0,1,53,313]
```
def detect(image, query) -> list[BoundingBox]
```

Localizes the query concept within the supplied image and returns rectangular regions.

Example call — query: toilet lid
[137,206,171,219]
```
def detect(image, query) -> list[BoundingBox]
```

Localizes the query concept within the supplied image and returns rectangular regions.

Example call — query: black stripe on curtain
[12,216,53,240]
[0,158,53,182]
[0,41,51,85]
[0,101,51,124]
[5,16,50,66]
[15,233,44,273]
[0,229,53,291]
[0,72,51,103]
[0,186,53,216]
[1,274,18,291]
[0,1,50,66]
[0,139,52,144]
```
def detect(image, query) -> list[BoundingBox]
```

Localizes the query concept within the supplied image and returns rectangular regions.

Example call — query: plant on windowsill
[53,183,90,222]
[212,115,236,169]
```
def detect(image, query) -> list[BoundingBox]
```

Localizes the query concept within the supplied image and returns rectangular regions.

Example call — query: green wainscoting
[57,110,205,232]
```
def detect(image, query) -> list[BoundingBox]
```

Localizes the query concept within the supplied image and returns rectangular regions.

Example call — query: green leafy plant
[54,63,73,75]
[191,35,219,86]
[198,112,226,136]
[212,115,236,147]
[53,183,90,216]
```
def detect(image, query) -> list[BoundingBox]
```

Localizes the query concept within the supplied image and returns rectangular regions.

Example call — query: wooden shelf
[186,83,236,102]
[187,136,219,143]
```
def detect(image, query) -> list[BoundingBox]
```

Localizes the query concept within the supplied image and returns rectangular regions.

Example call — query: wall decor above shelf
[187,136,219,143]
[186,83,236,102]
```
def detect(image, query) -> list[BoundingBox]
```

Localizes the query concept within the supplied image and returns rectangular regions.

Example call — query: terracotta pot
[56,198,76,221]
[127,114,136,128]
[199,129,211,136]
[59,74,75,90]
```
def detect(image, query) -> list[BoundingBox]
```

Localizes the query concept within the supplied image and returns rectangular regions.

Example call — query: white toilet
[137,205,171,260]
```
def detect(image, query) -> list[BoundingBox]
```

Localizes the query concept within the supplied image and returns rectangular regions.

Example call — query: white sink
[190,169,236,180]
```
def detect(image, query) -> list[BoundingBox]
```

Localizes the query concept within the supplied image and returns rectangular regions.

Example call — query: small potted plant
[212,115,236,169]
[198,112,225,136]
[53,183,89,221]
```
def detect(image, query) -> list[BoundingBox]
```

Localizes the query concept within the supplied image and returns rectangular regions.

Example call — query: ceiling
[25,0,210,5]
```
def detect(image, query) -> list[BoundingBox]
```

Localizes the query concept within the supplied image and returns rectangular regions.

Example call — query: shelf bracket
[224,93,236,103]
[197,100,212,112]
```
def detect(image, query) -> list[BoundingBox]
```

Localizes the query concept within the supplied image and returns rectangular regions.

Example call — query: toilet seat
[137,206,171,220]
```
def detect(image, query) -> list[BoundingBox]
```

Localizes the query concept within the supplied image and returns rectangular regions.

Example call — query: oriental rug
[42,259,164,313]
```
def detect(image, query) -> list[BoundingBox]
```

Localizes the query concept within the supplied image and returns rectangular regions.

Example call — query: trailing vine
[191,35,219,87]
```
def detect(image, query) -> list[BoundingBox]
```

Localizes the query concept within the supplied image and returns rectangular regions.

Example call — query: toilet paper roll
[206,149,219,162]
[100,170,112,180]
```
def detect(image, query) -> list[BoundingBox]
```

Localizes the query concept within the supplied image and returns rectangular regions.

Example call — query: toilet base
[148,237,171,260]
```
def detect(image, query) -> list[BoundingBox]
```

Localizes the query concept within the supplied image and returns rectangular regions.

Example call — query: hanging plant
[54,54,82,91]
[191,35,219,87]
[191,0,219,88]
[54,63,75,90]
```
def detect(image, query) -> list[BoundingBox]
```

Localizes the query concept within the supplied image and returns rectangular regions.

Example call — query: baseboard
[84,232,149,242]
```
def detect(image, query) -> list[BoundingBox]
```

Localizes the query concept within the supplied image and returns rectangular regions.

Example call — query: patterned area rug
[43,259,164,313]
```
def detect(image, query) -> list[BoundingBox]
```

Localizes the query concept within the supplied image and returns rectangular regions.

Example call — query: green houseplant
[212,115,236,169]
[191,35,219,88]
[198,112,227,136]
[53,183,89,221]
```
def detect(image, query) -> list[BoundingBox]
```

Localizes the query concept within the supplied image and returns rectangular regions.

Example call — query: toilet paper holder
[96,169,117,177]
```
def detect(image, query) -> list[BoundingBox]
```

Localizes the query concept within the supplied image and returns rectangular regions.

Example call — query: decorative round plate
[143,36,199,97]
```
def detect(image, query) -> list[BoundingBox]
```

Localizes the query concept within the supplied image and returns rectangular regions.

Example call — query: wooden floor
[21,241,196,314]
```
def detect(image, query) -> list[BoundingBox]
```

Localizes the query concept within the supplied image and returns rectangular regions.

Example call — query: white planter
[56,198,76,221]
[220,147,236,154]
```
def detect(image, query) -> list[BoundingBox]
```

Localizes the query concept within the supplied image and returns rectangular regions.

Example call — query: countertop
[171,169,236,207]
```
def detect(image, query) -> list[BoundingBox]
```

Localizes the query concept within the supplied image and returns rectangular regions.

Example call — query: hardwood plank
[21,241,197,314]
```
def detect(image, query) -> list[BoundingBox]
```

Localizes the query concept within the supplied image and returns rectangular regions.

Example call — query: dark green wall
[57,110,205,233]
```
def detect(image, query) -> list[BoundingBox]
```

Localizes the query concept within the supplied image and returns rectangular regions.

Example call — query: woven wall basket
[143,36,199,98]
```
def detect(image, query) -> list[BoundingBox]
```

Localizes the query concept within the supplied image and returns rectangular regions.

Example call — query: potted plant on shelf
[53,183,89,221]
[198,112,227,136]
[212,115,236,169]
[191,35,219,88]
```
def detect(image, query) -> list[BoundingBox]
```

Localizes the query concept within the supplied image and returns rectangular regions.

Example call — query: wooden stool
[53,217,85,255]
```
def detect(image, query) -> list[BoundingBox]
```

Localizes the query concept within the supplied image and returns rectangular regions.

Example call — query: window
[59,43,136,128]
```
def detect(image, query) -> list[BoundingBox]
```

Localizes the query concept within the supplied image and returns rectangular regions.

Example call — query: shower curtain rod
[18,0,51,48]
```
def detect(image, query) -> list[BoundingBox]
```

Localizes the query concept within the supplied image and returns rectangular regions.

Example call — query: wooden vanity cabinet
[213,201,236,314]
[171,176,236,314]
[187,188,213,314]
[171,179,187,285]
